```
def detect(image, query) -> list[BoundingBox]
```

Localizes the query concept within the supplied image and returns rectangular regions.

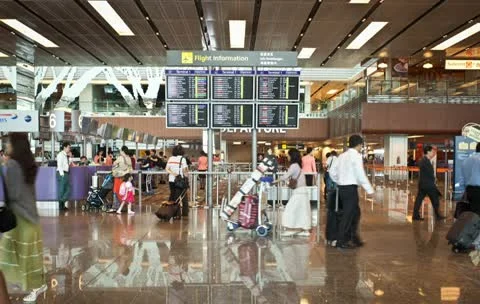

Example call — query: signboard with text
[167,51,297,67]
[256,69,300,101]
[453,136,478,200]
[0,110,39,132]
[256,103,299,129]
[211,67,255,101]
[165,68,209,100]
[445,59,480,70]
[166,103,209,128]
[211,104,254,129]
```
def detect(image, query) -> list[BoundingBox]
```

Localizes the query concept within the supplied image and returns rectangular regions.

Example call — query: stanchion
[317,172,322,227]
[138,171,142,212]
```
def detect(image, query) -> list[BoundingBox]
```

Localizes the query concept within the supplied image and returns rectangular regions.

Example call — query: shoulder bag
[0,166,17,233]
[288,167,302,190]
[112,155,130,177]
[174,157,189,189]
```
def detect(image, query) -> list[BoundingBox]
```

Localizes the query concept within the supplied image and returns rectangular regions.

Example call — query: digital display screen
[211,104,254,129]
[256,103,299,129]
[211,68,255,101]
[166,103,209,128]
[166,68,209,100]
[256,69,300,101]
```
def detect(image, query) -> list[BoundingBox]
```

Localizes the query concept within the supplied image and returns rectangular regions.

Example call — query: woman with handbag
[166,145,189,217]
[272,148,311,236]
[0,133,47,302]
[111,146,133,212]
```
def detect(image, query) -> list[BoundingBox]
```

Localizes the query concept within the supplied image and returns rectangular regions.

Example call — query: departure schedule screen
[211,104,254,129]
[166,68,209,100]
[211,68,255,101]
[256,69,300,101]
[256,103,299,129]
[166,103,209,128]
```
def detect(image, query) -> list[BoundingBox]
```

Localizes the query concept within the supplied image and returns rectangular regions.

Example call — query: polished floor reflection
[5,185,480,303]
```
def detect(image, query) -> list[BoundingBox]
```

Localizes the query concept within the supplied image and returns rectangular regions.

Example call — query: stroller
[83,173,114,212]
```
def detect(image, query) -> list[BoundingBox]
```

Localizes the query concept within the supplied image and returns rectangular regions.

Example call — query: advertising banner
[453,136,478,200]
[167,51,297,67]
[0,110,39,132]
[445,59,480,70]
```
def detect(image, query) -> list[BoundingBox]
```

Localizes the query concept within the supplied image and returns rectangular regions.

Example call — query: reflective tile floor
[4,185,480,303]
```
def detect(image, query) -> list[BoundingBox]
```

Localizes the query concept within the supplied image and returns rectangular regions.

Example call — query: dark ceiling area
[0,0,478,67]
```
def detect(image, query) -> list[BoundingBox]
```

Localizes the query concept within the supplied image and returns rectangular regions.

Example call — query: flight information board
[256,69,300,101]
[211,68,255,101]
[166,103,209,128]
[166,68,209,100]
[211,104,254,129]
[256,103,299,129]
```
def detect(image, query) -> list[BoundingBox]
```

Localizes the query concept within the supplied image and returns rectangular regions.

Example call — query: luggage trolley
[223,176,274,237]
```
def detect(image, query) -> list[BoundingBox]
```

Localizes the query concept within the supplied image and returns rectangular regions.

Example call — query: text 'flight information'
[257,70,300,101]
[211,104,254,129]
[256,103,299,129]
[166,68,209,100]
[211,68,255,101]
[167,103,209,128]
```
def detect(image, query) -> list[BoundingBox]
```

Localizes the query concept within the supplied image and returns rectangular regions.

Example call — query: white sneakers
[23,284,47,302]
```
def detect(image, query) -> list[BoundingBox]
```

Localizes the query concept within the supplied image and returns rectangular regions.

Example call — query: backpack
[119,182,127,196]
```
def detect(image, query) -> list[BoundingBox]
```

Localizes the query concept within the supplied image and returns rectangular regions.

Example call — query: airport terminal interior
[0,0,480,303]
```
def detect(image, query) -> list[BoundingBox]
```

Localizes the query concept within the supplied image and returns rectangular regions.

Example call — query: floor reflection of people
[168,226,191,303]
[114,215,135,278]
[324,248,359,302]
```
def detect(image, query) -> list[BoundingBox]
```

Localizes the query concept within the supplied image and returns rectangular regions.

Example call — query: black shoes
[413,216,424,221]
[352,239,365,248]
[337,242,357,249]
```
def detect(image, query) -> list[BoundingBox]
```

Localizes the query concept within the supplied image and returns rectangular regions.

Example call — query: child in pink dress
[117,173,135,215]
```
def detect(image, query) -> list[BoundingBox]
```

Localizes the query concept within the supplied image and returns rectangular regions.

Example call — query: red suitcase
[238,195,259,229]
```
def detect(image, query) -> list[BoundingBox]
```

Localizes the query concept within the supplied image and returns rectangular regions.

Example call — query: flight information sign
[166,103,209,128]
[256,103,299,129]
[211,104,254,129]
[256,69,300,101]
[211,67,255,101]
[166,68,209,100]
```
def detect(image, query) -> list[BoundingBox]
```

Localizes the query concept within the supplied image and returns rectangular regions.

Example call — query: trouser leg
[337,186,357,245]
[426,188,441,218]
[305,175,313,187]
[413,189,427,218]
[169,182,175,201]
[466,186,480,215]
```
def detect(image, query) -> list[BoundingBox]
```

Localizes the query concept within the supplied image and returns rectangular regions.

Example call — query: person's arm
[57,153,66,176]
[329,158,339,183]
[5,161,23,202]
[354,154,374,194]
[165,159,176,176]
[273,164,295,184]
[311,157,317,173]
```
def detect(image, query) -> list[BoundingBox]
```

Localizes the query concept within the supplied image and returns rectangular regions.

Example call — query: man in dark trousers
[329,135,374,249]
[413,145,446,221]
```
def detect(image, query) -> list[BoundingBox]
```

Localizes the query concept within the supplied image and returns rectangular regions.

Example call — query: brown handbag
[288,170,301,190]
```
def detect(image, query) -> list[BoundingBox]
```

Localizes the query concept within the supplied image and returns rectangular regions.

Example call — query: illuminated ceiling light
[350,0,370,3]
[423,62,433,69]
[378,62,388,69]
[347,21,388,49]
[0,19,59,47]
[88,1,134,36]
[233,141,242,145]
[408,135,424,139]
[308,18,312,22]
[297,47,316,59]
[229,20,246,48]
[327,89,338,95]
[0,51,9,57]
[432,23,480,50]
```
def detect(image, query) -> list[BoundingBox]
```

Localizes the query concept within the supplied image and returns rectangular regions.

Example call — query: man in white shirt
[330,135,374,249]
[57,142,71,211]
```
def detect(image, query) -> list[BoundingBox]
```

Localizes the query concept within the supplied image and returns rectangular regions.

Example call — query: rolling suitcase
[446,211,480,253]
[325,189,342,245]
[155,202,181,221]
[238,195,259,229]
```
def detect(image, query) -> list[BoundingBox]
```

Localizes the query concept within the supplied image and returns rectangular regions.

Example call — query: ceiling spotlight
[423,62,433,69]
[378,62,388,69]
[156,32,159,35]
[293,45,297,49]
[164,44,167,47]
[308,18,312,21]
[200,16,204,20]
[443,34,448,38]
[422,47,427,50]
[145,16,150,20]
[300,33,304,36]
[362,18,366,22]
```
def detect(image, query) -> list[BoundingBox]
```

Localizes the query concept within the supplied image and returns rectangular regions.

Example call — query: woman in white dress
[273,148,312,236]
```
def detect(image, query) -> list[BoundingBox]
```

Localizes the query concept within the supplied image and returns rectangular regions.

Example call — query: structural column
[384,135,408,180]
[15,38,35,110]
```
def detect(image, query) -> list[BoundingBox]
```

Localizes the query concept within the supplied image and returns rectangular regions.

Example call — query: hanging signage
[165,68,209,100]
[256,68,301,101]
[453,136,477,200]
[0,110,39,132]
[462,124,480,142]
[211,104,254,129]
[166,51,297,67]
[256,103,299,129]
[445,59,480,70]
[166,103,209,128]
[49,110,65,132]
[211,67,255,101]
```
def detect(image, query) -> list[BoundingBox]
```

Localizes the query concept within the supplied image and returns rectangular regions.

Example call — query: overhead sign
[453,136,477,200]
[445,59,480,70]
[211,104,254,129]
[256,103,299,129]
[0,110,39,132]
[49,110,65,132]
[211,67,255,101]
[462,124,480,142]
[167,51,297,67]
[257,68,301,101]
[165,68,209,100]
[166,103,209,128]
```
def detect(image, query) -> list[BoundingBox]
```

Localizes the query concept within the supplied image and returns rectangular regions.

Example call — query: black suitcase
[454,201,471,219]
[446,211,480,253]
[326,189,342,245]
[155,202,181,221]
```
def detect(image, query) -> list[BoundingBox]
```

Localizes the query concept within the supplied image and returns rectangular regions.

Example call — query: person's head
[423,145,434,159]
[151,149,156,155]
[121,146,129,155]
[0,149,4,156]
[123,173,133,182]
[288,148,302,167]
[306,147,313,155]
[348,134,364,152]
[330,150,338,157]
[80,156,87,162]
[62,142,71,153]
[476,142,480,153]
[97,150,103,156]
[145,150,150,157]
[159,151,164,157]
[172,144,184,157]
[7,133,37,185]
[267,148,273,155]
[200,150,207,157]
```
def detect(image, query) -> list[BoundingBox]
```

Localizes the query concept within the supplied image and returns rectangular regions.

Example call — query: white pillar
[304,84,312,114]
[79,84,94,112]
[384,135,408,180]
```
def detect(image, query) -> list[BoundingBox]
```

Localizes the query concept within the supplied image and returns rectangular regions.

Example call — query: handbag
[288,170,302,190]
[174,157,189,189]
[0,166,17,233]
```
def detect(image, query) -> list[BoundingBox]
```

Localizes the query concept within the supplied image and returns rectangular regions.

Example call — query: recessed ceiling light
[347,21,388,49]
[432,23,480,50]
[349,0,370,3]
[229,20,246,48]
[423,62,433,69]
[308,18,312,21]
[327,89,338,95]
[0,51,8,57]
[233,141,242,145]
[0,19,59,47]
[88,1,134,36]
[297,47,316,59]
[378,62,388,69]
